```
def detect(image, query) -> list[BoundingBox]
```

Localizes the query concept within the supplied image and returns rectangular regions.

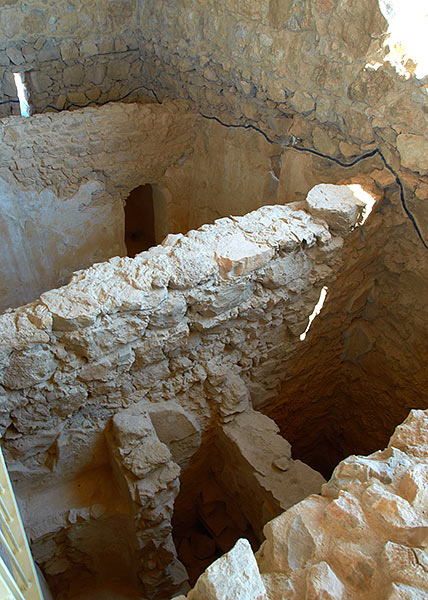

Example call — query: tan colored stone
[397,134,428,173]
[306,184,367,234]
[188,539,267,600]
[312,127,337,157]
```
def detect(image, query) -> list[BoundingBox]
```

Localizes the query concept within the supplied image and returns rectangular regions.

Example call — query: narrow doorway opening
[124,184,156,257]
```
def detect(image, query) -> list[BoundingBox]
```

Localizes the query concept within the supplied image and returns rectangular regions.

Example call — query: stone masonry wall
[0,100,195,311]
[0,185,365,596]
[0,0,146,116]
[175,407,428,600]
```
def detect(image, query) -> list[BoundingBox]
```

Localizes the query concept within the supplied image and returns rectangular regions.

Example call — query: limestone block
[62,312,149,360]
[218,373,251,419]
[312,127,337,156]
[107,59,131,80]
[86,64,106,85]
[221,409,291,471]
[399,464,428,507]
[215,235,275,278]
[0,346,56,389]
[80,40,98,57]
[188,538,267,600]
[305,562,344,600]
[389,409,428,459]
[60,40,79,60]
[169,245,217,289]
[324,447,413,498]
[111,407,172,478]
[258,252,312,291]
[38,40,60,62]
[382,541,428,591]
[397,134,428,173]
[323,491,367,533]
[40,289,101,330]
[77,347,135,382]
[0,308,51,349]
[256,496,328,574]
[190,281,252,317]
[6,46,24,65]
[306,184,366,234]
[63,64,85,86]
[0,51,10,66]
[289,90,315,113]
[150,293,187,328]
[29,71,53,94]
[2,70,16,96]
[362,481,428,544]
[148,401,201,467]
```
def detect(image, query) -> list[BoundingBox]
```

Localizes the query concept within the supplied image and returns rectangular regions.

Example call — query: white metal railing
[0,446,44,600]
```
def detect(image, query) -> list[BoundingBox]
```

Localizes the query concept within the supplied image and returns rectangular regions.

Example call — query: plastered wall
[0,100,195,311]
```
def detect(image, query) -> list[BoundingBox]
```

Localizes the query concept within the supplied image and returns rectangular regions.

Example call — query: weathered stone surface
[306,184,368,234]
[213,408,325,539]
[397,134,428,173]
[181,409,428,600]
[188,539,267,600]
[62,64,85,86]
[215,236,275,278]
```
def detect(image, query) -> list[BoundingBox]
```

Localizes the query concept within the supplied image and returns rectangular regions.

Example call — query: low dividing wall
[0,184,366,596]
[177,408,428,600]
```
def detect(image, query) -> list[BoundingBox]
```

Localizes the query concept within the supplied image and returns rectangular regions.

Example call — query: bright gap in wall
[300,286,328,341]
[349,184,376,225]
[13,73,31,117]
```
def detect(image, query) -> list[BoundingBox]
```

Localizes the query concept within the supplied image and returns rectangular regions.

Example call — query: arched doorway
[124,184,156,257]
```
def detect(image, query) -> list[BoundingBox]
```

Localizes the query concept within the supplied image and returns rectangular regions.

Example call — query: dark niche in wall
[124,184,156,257]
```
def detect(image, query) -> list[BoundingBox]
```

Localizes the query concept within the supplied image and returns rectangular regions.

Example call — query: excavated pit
[0,0,427,596]
[1,177,385,599]
[2,169,428,600]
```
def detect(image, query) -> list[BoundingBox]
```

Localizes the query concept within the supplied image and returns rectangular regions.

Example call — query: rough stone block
[306,184,367,234]
[63,64,85,86]
[188,538,267,600]
[215,235,275,278]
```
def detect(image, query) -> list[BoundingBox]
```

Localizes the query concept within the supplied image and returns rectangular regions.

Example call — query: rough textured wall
[0,187,363,596]
[263,156,428,476]
[0,100,195,311]
[0,0,148,116]
[175,408,428,600]
[135,0,428,468]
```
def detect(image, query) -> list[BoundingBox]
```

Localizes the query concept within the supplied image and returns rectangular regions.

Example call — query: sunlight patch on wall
[348,184,376,225]
[300,286,328,341]
[379,0,428,80]
[13,73,31,117]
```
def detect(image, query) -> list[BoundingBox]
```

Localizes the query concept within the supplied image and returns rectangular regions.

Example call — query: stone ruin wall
[0,0,428,597]
[175,407,428,600]
[0,100,195,311]
[0,186,366,597]
[0,98,382,313]
[0,0,146,116]
[2,0,426,469]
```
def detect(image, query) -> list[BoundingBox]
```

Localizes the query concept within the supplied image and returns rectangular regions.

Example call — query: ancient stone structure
[1,189,359,597]
[176,408,428,599]
[0,0,427,598]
